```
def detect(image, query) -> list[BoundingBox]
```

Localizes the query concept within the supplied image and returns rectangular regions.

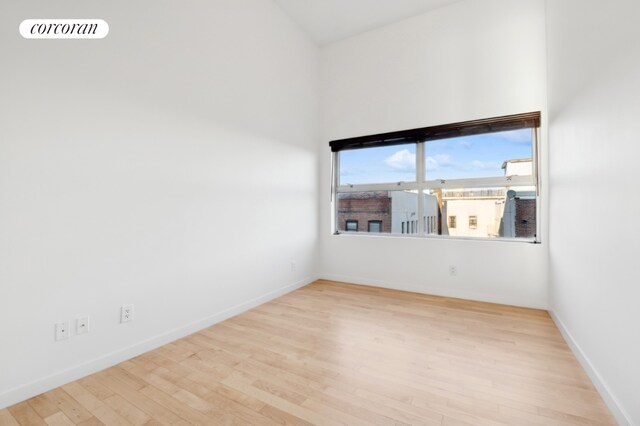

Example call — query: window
[330,112,540,241]
[448,216,457,229]
[368,220,382,233]
[469,216,478,229]
[336,191,417,235]
[339,143,416,185]
[345,220,358,232]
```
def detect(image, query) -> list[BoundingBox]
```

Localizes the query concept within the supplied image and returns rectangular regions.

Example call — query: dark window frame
[345,220,358,232]
[330,112,541,242]
[330,112,540,152]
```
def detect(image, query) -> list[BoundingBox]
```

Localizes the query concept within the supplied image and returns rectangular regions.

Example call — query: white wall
[546,1,640,424]
[320,0,549,308]
[0,0,319,408]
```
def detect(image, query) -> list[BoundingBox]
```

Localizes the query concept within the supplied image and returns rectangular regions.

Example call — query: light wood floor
[1,280,615,426]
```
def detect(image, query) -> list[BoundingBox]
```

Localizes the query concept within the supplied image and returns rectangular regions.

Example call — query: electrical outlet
[449,265,458,276]
[120,305,133,323]
[290,262,296,272]
[55,321,70,341]
[76,316,90,335]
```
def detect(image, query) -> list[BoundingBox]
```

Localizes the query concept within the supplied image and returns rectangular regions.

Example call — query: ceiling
[274,0,463,45]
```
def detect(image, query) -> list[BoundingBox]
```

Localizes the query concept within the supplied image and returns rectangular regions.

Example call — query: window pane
[469,216,478,229]
[448,216,457,229]
[345,220,358,232]
[422,187,535,239]
[424,129,533,180]
[340,144,416,185]
[368,221,382,233]
[337,191,418,234]
[505,189,537,239]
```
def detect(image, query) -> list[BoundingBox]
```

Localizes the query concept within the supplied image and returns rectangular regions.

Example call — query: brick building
[337,191,391,233]
[515,198,536,238]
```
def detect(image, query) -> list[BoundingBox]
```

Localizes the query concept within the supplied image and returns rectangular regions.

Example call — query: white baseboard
[0,276,317,410]
[320,273,547,309]
[549,311,632,426]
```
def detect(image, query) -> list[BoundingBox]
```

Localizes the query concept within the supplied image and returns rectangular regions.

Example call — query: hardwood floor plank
[3,280,616,425]
[41,388,95,424]
[220,374,339,426]
[258,404,314,426]
[102,395,150,426]
[95,372,185,425]
[0,409,21,426]
[61,382,130,426]
[8,402,47,425]
[76,377,114,402]
[137,385,230,425]
[43,412,76,426]
[26,394,61,420]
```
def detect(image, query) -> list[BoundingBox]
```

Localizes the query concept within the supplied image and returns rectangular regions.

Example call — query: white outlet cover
[55,321,69,341]
[120,305,134,323]
[76,316,90,334]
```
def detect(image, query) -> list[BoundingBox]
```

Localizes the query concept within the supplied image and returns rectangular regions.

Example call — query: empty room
[1,0,638,425]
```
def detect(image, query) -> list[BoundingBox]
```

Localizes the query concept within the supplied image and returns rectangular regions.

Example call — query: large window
[330,112,540,241]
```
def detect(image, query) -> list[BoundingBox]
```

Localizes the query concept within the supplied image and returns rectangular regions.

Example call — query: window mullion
[533,127,541,242]
[332,152,340,234]
[337,182,422,193]
[416,142,425,234]
[424,176,534,190]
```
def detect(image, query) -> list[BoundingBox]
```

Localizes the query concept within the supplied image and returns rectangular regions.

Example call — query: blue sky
[339,129,532,184]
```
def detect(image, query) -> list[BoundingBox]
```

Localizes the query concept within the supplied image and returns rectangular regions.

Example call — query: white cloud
[425,154,452,171]
[385,149,416,172]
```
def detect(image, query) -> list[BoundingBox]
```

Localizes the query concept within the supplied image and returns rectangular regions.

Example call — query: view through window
[331,113,540,241]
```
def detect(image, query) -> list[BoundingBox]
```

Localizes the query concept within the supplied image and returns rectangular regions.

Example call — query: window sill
[332,232,540,244]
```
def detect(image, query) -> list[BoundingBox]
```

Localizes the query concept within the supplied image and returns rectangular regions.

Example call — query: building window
[448,216,457,229]
[368,220,382,233]
[345,220,358,232]
[330,112,540,241]
[469,216,478,229]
